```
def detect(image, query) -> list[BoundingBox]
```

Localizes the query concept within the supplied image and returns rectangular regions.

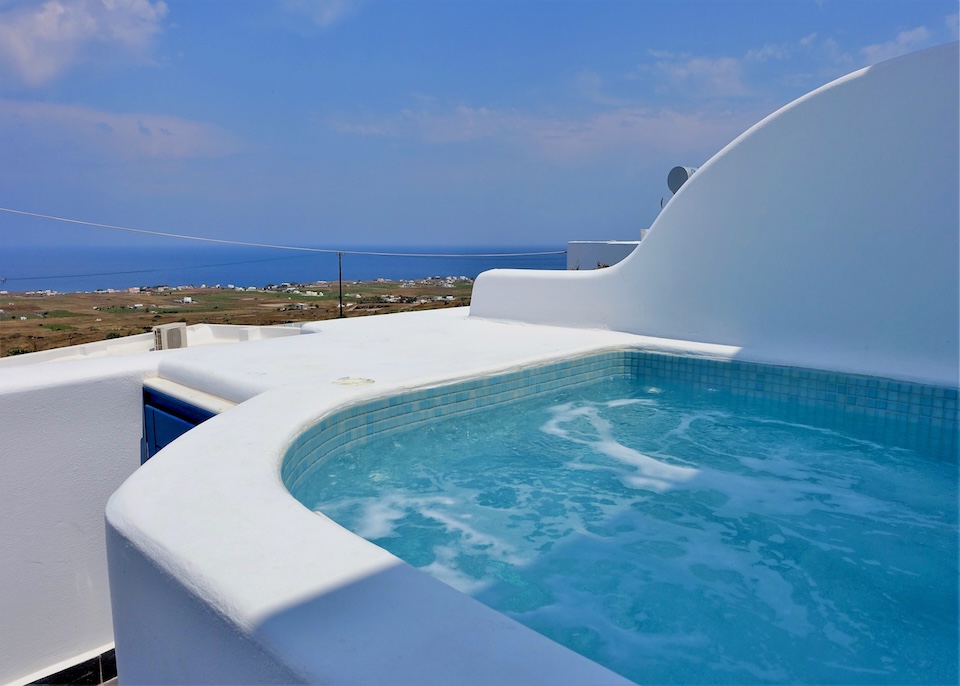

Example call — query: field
[0,278,472,357]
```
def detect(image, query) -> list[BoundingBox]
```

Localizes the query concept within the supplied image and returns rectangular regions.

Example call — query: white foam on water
[823,622,857,649]
[605,398,654,408]
[417,505,527,564]
[541,399,953,535]
[542,400,700,492]
[628,517,815,637]
[422,545,494,595]
[305,380,958,684]
[350,497,410,539]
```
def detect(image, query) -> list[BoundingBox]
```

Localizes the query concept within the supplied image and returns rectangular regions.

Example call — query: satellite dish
[667,166,698,194]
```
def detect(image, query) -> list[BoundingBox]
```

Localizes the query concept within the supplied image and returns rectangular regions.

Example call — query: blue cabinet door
[142,388,216,462]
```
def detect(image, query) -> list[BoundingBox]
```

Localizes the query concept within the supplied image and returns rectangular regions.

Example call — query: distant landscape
[0,277,472,357]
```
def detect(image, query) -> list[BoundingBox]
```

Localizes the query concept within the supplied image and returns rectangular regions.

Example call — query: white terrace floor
[154,307,741,404]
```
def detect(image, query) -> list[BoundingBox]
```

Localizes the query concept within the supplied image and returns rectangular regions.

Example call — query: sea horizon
[1,244,567,294]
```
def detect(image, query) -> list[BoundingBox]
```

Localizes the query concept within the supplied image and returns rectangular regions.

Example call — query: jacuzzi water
[299,376,958,685]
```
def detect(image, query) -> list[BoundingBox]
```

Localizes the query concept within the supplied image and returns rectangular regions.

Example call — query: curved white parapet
[471,42,960,387]
[103,311,672,685]
[105,353,644,686]
[104,331,958,684]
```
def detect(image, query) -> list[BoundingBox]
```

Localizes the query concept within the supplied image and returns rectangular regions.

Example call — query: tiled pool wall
[284,352,630,495]
[283,350,959,498]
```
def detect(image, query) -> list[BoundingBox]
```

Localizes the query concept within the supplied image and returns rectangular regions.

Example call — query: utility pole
[337,252,345,318]
[0,277,5,357]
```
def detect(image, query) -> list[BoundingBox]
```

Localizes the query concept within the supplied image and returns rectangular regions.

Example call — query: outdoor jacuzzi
[282,351,958,685]
[104,339,959,685]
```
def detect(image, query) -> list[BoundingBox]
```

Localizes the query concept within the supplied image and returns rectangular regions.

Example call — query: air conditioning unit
[153,322,187,350]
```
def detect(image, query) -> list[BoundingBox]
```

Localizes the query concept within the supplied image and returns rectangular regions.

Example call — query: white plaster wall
[471,43,960,386]
[106,523,302,685]
[0,357,157,685]
[0,323,303,369]
[567,241,640,270]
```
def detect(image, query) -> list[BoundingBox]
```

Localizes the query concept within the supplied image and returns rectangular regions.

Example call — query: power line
[0,206,566,258]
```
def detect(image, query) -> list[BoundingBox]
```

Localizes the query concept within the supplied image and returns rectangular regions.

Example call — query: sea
[0,245,566,294]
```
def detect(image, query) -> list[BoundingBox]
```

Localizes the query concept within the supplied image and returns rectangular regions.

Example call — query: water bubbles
[305,377,958,684]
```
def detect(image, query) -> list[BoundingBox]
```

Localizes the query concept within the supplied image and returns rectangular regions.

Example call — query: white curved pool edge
[108,343,680,685]
[106,332,958,684]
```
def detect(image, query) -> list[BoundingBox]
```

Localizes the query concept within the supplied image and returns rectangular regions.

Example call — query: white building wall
[471,42,960,386]
[566,241,640,270]
[106,523,303,685]
[0,358,157,685]
[0,324,305,684]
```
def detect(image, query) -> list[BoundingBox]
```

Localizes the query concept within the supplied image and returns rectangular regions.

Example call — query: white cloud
[861,26,931,65]
[946,13,959,40]
[820,37,853,67]
[648,52,750,98]
[0,99,242,159]
[574,69,632,107]
[332,104,754,163]
[280,0,361,29]
[0,0,167,86]
[640,41,802,98]
[524,107,750,161]
[745,43,789,63]
[333,106,501,144]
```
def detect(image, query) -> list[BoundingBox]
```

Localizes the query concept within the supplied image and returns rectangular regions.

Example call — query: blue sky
[0,0,956,248]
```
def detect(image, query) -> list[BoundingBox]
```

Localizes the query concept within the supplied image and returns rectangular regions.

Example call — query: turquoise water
[300,376,959,685]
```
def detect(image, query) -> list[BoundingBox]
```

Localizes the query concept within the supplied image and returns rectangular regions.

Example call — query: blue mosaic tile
[282,350,959,495]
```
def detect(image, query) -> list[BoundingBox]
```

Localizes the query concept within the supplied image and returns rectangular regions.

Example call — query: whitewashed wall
[0,358,156,685]
[566,241,640,270]
[0,325,303,685]
[472,43,960,386]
